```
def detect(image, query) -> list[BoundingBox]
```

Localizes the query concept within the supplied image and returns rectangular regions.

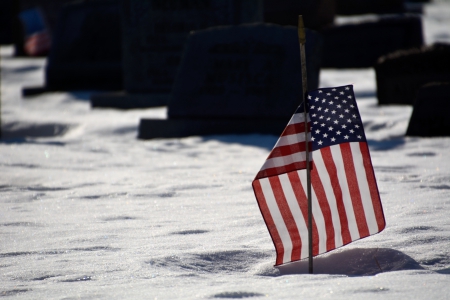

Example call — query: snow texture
[1,2,450,299]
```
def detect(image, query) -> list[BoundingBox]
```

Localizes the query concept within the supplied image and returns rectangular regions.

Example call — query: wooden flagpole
[0,48,2,139]
[297,15,313,274]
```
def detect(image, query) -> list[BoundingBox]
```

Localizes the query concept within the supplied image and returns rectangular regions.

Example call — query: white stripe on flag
[311,185,327,254]
[297,170,328,255]
[260,152,308,171]
[276,132,308,147]
[313,150,344,248]
[350,142,379,235]
[330,144,360,241]
[289,113,307,125]
[278,173,309,259]
[259,177,292,264]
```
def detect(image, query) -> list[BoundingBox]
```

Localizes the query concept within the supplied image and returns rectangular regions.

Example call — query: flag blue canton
[305,85,366,151]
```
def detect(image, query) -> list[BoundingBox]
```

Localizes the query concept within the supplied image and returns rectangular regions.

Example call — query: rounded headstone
[20,0,75,31]
[406,83,450,136]
[0,0,15,44]
[376,43,450,105]
[45,0,122,90]
[120,0,264,95]
[336,0,405,15]
[168,23,323,120]
[321,15,423,68]
[263,0,336,30]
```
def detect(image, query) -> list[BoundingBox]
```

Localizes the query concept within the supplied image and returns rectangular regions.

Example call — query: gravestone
[23,0,122,95]
[0,0,24,56]
[20,0,76,31]
[91,0,263,109]
[263,0,335,30]
[376,43,450,105]
[406,83,450,136]
[139,23,323,139]
[0,0,15,44]
[336,0,405,15]
[321,15,423,68]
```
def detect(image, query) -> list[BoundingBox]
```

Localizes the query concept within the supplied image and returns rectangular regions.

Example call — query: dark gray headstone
[376,43,450,105]
[336,0,405,15]
[138,118,288,139]
[321,15,423,68]
[91,0,263,108]
[47,0,122,90]
[0,0,15,44]
[20,0,75,31]
[23,0,122,95]
[0,0,24,56]
[138,24,322,139]
[406,83,450,136]
[125,1,262,92]
[263,0,335,30]
[168,23,322,119]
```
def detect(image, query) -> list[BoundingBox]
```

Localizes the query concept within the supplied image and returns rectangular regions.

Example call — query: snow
[1,2,450,299]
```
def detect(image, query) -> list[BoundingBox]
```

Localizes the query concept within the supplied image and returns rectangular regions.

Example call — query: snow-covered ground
[1,1,450,299]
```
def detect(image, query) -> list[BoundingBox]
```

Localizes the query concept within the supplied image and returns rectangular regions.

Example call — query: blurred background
[1,0,448,138]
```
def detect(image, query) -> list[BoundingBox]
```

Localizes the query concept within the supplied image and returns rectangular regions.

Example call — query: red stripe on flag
[255,161,308,180]
[267,143,307,159]
[252,179,285,265]
[268,176,302,261]
[320,147,352,245]
[282,122,309,136]
[311,161,336,251]
[25,31,51,56]
[359,143,386,231]
[287,171,320,256]
[340,143,370,238]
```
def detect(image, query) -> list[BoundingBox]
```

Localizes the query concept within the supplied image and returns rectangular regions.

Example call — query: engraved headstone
[91,0,263,109]
[321,15,423,68]
[139,23,323,139]
[376,43,450,105]
[23,0,122,95]
[406,83,450,136]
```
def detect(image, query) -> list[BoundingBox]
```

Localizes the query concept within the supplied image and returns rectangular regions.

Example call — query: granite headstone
[23,0,122,95]
[91,0,263,109]
[0,0,24,56]
[406,83,450,136]
[139,23,323,139]
[376,43,450,105]
[0,0,15,44]
[263,0,336,30]
[321,15,423,68]
[169,24,321,119]
[20,0,76,31]
[336,0,405,15]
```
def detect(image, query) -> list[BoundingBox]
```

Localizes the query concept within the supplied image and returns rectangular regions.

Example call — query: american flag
[252,85,385,266]
[24,30,51,57]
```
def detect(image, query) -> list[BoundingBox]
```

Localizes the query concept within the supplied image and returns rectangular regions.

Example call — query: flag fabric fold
[252,85,385,266]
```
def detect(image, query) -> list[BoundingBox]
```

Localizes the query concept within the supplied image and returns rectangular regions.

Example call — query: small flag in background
[24,30,51,56]
[252,85,385,266]
[19,8,51,56]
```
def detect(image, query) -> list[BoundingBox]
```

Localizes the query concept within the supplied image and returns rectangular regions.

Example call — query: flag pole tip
[298,15,306,44]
